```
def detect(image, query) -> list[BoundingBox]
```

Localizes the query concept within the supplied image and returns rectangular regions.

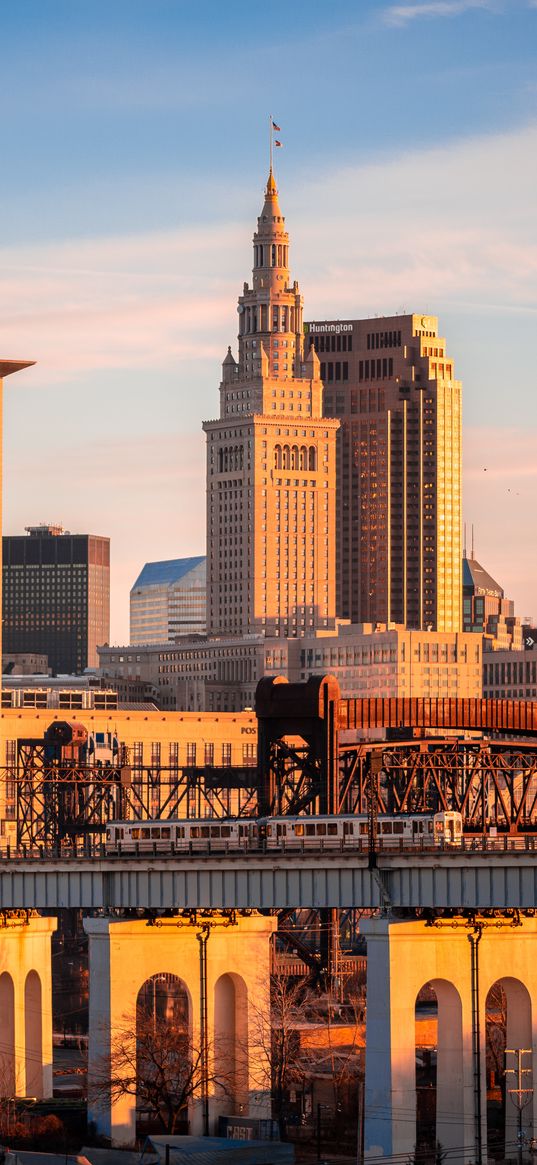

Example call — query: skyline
[1,0,536,642]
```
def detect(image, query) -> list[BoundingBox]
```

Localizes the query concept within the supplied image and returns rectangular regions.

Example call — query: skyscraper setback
[203,171,339,641]
[305,315,462,632]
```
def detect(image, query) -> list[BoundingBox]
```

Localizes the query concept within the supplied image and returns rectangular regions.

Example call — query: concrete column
[362,918,475,1164]
[363,916,537,1165]
[85,912,276,1147]
[0,914,56,1100]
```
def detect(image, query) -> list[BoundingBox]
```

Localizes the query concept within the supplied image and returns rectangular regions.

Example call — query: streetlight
[505,1047,533,1165]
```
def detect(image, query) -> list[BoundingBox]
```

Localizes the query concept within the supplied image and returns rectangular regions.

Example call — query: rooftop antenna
[471,523,475,558]
[463,522,467,557]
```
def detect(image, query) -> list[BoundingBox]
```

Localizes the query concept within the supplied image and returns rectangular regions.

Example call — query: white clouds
[2,120,536,638]
[0,223,245,385]
[383,0,496,26]
[290,122,537,320]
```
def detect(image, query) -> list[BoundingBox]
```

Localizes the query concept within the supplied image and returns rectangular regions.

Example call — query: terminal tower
[203,170,339,640]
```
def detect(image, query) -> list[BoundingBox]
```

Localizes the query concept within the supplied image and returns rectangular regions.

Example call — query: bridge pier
[362,915,537,1164]
[0,913,56,1100]
[85,912,276,1147]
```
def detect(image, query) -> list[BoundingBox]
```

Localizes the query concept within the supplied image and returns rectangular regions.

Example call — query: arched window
[283,445,291,470]
[274,445,282,470]
[299,445,307,470]
[308,447,317,471]
[291,445,298,470]
[271,244,277,267]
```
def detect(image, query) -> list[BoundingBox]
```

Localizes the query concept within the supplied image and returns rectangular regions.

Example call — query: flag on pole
[272,121,281,131]
[274,139,282,148]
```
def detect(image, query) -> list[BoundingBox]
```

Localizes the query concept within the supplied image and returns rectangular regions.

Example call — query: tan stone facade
[100,624,482,713]
[291,623,482,700]
[204,172,339,640]
[483,646,537,700]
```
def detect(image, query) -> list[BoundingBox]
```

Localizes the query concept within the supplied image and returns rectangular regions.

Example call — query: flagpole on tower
[269,113,273,175]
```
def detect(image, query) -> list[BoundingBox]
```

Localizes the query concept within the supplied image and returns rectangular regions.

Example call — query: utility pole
[505,1047,533,1165]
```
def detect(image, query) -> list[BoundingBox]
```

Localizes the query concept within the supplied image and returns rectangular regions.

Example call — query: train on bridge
[104,810,463,853]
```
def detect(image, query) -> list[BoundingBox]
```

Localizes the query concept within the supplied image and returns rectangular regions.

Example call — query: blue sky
[1,0,536,641]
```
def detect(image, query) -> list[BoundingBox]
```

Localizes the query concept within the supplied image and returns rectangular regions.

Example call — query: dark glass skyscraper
[3,525,110,674]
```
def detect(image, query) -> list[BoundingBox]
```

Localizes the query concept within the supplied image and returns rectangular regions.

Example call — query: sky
[1,0,536,643]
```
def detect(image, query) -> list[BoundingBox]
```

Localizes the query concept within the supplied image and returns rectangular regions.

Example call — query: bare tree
[92,1009,230,1136]
[486,983,507,1083]
[247,970,315,1127]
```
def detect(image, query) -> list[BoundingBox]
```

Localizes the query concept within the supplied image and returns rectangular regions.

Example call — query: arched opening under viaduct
[0,972,15,1099]
[214,972,249,1113]
[485,976,532,1160]
[135,972,191,1137]
[24,970,43,1097]
[415,979,464,1159]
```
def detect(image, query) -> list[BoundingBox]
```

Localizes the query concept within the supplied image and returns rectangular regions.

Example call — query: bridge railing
[1,833,537,861]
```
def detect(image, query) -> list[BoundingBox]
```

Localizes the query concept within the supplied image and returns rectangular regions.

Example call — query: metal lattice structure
[12,742,258,848]
[8,679,537,849]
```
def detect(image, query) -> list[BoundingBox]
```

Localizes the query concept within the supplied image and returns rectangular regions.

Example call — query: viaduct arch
[362,915,537,1164]
[84,912,276,1146]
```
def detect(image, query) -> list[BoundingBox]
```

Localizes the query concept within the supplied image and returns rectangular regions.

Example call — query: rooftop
[131,556,206,591]
[463,556,504,599]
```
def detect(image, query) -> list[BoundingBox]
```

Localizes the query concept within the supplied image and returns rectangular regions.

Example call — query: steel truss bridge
[8,679,537,850]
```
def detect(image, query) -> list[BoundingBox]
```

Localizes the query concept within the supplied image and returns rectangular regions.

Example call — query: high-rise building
[203,170,339,640]
[304,315,462,633]
[3,525,110,674]
[130,556,206,645]
[463,554,522,650]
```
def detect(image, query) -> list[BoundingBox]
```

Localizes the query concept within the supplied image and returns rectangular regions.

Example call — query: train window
[177,827,185,838]
[210,826,220,838]
[131,828,140,840]
[267,825,274,837]
[327,823,338,836]
[317,823,327,836]
[295,824,304,837]
[119,829,124,839]
[381,822,392,835]
[221,826,231,838]
[344,822,352,835]
[200,826,210,838]
[151,828,161,839]
[306,824,316,837]
[191,827,199,838]
[428,821,433,834]
[359,823,368,836]
[393,822,404,835]
[161,827,171,839]
[142,828,151,840]
[106,829,111,841]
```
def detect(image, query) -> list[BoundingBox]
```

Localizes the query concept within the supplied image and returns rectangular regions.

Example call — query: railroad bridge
[9,677,537,850]
[2,676,537,1156]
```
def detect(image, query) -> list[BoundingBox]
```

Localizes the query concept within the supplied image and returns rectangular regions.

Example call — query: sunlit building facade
[203,171,339,640]
[305,315,462,633]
